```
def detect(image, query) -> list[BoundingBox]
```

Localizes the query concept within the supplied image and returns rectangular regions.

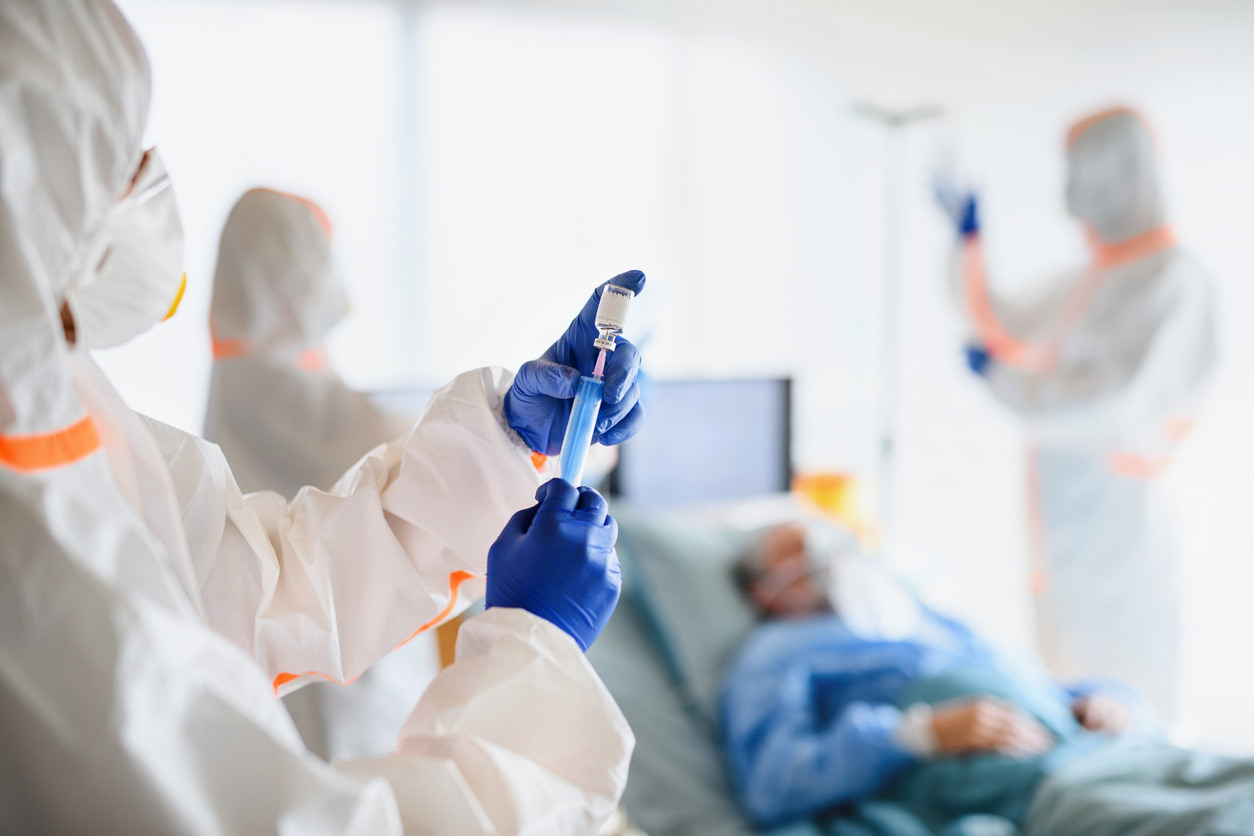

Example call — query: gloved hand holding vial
[505,271,645,484]
[557,282,634,484]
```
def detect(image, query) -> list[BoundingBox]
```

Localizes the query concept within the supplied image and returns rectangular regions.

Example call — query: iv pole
[849,102,943,555]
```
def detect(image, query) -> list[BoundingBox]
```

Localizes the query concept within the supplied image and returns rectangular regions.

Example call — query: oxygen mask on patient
[804,521,926,642]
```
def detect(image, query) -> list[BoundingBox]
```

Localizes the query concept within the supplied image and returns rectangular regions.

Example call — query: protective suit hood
[210,188,347,360]
[1065,109,1166,244]
[0,1,150,437]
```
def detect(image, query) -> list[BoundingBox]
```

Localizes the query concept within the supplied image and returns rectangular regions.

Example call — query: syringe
[558,284,635,485]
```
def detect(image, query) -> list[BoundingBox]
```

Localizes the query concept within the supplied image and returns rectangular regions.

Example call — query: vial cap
[595,284,634,331]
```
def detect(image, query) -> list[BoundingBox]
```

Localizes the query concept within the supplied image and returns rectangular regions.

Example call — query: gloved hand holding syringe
[558,282,635,484]
[504,271,645,483]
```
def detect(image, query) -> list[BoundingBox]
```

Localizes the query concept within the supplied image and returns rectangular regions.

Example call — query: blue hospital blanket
[822,665,1110,836]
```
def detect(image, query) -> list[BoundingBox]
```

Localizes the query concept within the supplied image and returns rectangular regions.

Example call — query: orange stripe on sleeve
[1024,447,1051,597]
[1107,452,1171,480]
[297,349,326,373]
[211,337,248,361]
[961,239,1050,371]
[396,571,479,646]
[0,415,101,473]
[271,570,480,695]
[271,671,306,691]
[1163,416,1197,443]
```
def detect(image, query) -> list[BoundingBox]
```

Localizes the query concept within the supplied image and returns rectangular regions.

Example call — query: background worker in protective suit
[205,188,413,500]
[936,108,1217,722]
[204,188,431,761]
[0,3,646,834]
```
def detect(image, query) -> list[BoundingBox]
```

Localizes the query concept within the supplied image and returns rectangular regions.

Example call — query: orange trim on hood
[1066,106,1146,149]
[289,196,333,240]
[0,415,100,472]
[271,570,480,695]
[254,188,334,240]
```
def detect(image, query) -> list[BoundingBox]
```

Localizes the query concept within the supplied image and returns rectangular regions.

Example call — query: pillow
[612,509,762,723]
[587,590,760,836]
[589,521,825,836]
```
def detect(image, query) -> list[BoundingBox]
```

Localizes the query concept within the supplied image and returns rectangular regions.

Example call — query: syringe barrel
[559,376,604,486]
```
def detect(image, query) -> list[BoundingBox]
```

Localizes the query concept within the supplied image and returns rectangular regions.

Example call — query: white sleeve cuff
[892,702,938,758]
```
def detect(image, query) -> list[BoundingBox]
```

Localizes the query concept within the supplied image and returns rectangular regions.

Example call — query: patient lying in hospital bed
[722,523,1254,835]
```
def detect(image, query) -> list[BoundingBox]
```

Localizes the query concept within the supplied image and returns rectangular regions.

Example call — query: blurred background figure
[205,188,432,761]
[937,109,1217,720]
[205,188,413,498]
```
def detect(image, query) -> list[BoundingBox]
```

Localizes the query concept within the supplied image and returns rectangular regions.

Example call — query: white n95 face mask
[66,148,185,349]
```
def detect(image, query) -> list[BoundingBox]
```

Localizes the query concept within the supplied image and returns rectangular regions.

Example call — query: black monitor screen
[612,378,791,507]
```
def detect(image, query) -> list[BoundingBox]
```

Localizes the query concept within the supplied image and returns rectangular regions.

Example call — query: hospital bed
[589,377,821,835]
[587,504,822,836]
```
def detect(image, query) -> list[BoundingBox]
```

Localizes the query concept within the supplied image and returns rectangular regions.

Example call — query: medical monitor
[611,377,791,507]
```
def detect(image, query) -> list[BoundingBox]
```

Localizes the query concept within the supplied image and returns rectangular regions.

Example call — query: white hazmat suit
[205,188,412,499]
[950,109,1217,720]
[204,188,433,762]
[0,4,632,834]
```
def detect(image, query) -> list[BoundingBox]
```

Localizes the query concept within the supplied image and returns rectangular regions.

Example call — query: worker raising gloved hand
[933,109,1217,722]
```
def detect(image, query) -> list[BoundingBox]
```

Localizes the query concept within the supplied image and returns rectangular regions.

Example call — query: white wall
[110,0,1254,751]
[101,0,406,426]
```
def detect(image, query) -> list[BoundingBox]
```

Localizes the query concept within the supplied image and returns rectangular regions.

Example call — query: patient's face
[750,525,832,620]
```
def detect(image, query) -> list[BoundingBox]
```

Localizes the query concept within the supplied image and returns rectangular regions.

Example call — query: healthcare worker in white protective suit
[204,188,434,761]
[937,108,1217,721]
[0,3,649,834]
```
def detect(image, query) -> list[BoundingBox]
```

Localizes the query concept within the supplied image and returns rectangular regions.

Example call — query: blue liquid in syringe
[559,375,604,485]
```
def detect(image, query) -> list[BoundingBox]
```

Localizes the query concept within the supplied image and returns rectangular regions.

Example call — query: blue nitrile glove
[965,343,992,377]
[957,193,979,237]
[486,479,621,651]
[935,185,980,238]
[505,270,646,455]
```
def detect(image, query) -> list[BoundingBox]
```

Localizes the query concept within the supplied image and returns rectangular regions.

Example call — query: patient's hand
[1071,693,1132,734]
[930,698,1054,756]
